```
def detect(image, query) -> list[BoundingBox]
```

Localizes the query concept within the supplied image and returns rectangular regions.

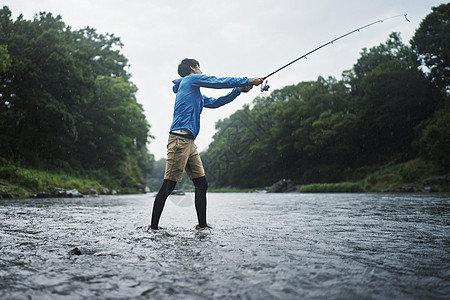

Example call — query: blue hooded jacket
[170,73,249,139]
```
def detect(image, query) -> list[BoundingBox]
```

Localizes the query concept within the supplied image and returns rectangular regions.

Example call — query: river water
[0,193,449,299]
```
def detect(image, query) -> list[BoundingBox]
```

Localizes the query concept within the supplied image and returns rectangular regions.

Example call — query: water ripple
[0,193,449,299]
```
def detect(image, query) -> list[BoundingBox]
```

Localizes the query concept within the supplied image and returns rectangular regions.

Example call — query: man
[151,58,263,230]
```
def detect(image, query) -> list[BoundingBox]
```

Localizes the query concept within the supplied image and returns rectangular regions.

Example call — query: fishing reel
[260,80,270,92]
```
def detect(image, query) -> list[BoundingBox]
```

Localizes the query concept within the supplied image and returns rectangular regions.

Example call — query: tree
[413,99,450,170]
[0,6,152,191]
[411,3,450,93]
[0,8,79,164]
[357,60,433,158]
[346,32,419,96]
[77,76,149,171]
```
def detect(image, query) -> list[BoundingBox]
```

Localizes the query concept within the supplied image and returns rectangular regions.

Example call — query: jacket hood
[172,78,182,93]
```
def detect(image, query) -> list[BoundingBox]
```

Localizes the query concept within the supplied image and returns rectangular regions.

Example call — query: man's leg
[151,134,189,229]
[185,141,208,228]
[192,176,208,228]
[150,179,176,229]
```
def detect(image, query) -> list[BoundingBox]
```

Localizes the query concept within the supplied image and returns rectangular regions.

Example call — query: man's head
[178,58,201,77]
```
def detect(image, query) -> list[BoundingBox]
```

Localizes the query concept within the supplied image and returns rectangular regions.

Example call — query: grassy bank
[0,159,141,198]
[2,157,448,198]
[209,187,261,193]
[300,158,449,193]
[299,182,364,193]
[361,158,448,192]
[208,158,449,194]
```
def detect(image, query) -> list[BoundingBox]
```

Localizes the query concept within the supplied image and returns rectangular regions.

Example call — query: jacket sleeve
[191,74,249,89]
[203,88,241,109]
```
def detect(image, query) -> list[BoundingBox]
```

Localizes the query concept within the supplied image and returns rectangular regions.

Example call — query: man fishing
[151,58,263,230]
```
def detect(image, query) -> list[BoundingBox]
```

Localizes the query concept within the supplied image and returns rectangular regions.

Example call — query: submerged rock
[65,189,83,197]
[100,188,119,195]
[68,247,83,255]
[265,179,298,193]
[33,187,83,198]
[81,187,99,196]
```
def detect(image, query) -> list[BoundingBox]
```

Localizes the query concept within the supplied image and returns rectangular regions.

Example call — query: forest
[0,6,153,196]
[1,4,449,196]
[199,3,449,191]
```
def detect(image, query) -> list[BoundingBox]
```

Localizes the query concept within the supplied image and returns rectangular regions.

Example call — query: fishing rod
[260,14,410,92]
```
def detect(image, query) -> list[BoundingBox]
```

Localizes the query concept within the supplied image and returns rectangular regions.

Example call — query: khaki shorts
[164,134,206,182]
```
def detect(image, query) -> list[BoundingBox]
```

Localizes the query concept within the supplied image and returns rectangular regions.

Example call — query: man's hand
[239,85,253,93]
[248,78,263,86]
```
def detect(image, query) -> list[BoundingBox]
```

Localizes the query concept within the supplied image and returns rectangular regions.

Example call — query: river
[0,193,449,299]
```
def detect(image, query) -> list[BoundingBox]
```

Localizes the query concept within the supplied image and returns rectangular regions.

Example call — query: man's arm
[191,75,263,89]
[203,77,263,108]
[203,88,241,109]
[191,74,249,89]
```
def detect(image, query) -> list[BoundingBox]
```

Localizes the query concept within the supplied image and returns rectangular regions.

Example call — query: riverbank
[355,158,449,193]
[0,159,144,199]
[218,158,449,193]
[298,175,449,193]
[1,157,448,198]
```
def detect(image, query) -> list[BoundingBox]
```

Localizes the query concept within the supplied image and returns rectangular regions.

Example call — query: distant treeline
[201,4,449,188]
[0,6,153,191]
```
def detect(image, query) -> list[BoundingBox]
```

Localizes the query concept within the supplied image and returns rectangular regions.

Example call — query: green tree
[411,4,450,170]
[413,99,450,170]
[346,32,419,96]
[0,8,79,165]
[0,6,152,191]
[411,3,450,93]
[77,76,149,172]
[356,60,433,159]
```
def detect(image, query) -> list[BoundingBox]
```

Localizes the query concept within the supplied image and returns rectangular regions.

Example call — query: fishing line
[260,14,410,92]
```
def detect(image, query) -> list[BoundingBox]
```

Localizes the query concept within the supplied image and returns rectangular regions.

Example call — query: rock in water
[265,179,298,193]
[65,189,83,197]
[68,247,82,255]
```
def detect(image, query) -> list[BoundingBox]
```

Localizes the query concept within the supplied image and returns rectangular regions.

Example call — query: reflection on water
[0,193,449,299]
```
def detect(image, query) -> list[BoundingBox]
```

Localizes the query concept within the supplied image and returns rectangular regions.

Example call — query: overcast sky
[4,0,445,159]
